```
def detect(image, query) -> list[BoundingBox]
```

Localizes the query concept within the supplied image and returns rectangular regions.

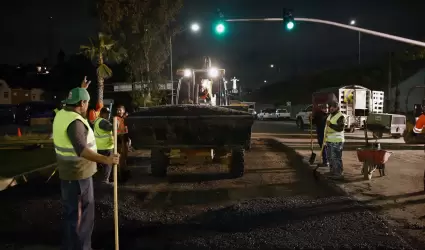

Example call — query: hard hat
[328,100,339,108]
[100,107,111,114]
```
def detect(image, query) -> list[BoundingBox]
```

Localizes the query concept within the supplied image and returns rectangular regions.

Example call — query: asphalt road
[0,123,418,249]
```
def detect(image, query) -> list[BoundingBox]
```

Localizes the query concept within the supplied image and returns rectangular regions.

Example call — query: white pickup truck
[295,105,313,130]
[276,109,291,120]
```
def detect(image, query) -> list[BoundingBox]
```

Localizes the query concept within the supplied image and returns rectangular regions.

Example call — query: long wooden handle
[319,126,328,157]
[113,117,119,250]
[310,118,313,151]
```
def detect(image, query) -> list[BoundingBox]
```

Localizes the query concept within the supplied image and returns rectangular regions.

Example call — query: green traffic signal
[286,21,294,30]
[215,22,226,34]
[283,8,295,31]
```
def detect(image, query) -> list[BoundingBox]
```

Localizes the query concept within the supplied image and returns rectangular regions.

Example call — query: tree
[96,0,183,90]
[79,32,126,103]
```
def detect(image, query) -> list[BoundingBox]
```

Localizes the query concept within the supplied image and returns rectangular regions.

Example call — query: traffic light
[215,21,226,34]
[283,9,295,31]
[214,9,226,35]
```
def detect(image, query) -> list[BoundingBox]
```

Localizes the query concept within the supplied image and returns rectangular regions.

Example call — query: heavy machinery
[402,85,425,144]
[127,58,254,178]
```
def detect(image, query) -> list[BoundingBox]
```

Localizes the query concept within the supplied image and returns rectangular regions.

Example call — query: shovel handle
[113,117,119,250]
[310,118,313,151]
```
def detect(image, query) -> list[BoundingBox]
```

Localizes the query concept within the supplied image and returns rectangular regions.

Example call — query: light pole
[350,19,361,65]
[170,22,200,104]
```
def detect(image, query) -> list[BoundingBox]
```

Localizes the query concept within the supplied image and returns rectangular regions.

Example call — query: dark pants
[326,142,344,175]
[316,125,328,164]
[61,177,94,250]
[97,149,112,183]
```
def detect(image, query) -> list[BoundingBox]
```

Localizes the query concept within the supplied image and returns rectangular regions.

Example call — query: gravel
[0,140,417,250]
[0,185,415,249]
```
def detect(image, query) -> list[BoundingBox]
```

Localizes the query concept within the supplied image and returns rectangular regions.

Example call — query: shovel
[313,126,328,178]
[308,118,316,165]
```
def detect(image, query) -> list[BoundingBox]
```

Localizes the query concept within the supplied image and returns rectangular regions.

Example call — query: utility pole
[169,37,174,104]
[358,32,361,65]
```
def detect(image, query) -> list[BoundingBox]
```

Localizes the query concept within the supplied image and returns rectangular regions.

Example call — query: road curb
[0,163,57,192]
[265,138,351,197]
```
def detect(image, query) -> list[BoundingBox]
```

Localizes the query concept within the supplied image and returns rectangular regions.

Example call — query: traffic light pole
[225,17,425,48]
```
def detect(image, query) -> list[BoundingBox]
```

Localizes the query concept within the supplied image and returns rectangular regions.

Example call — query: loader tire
[151,149,169,177]
[229,149,245,178]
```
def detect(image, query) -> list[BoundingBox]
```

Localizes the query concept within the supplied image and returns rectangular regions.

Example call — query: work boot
[317,162,329,168]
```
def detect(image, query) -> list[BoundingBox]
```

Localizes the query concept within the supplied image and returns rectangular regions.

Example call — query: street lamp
[350,19,361,65]
[264,80,267,83]
[270,64,274,68]
[170,22,200,103]
[190,23,200,32]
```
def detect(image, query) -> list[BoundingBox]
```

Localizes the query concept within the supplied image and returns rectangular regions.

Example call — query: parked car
[276,109,291,120]
[15,101,56,125]
[248,108,257,118]
[257,108,277,120]
[0,104,16,124]
[295,105,313,130]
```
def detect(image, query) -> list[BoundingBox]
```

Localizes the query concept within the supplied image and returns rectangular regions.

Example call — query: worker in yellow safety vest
[93,107,114,185]
[52,87,120,250]
[325,100,345,180]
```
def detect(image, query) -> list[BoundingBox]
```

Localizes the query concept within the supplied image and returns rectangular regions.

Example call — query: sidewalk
[266,135,425,244]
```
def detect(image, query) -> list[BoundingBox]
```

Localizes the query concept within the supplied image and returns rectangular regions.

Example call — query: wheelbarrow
[356,148,393,180]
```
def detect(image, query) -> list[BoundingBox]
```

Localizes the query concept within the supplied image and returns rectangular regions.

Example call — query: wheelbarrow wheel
[362,162,373,180]
[378,164,386,177]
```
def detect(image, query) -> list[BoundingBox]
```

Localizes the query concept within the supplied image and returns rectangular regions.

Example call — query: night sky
[1,0,425,88]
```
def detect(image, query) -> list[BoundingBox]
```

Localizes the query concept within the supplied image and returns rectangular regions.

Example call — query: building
[0,79,44,105]
[389,68,425,113]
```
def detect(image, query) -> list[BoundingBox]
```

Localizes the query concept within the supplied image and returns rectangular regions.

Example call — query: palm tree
[79,32,126,103]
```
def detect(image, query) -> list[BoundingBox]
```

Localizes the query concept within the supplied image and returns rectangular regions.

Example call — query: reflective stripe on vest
[53,109,97,161]
[326,112,345,143]
[94,117,114,150]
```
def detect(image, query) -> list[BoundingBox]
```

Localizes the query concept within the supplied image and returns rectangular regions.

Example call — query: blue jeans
[61,177,95,250]
[97,150,112,183]
[326,142,344,175]
[316,126,328,164]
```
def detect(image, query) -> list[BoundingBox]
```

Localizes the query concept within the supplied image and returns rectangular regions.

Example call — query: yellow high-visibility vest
[94,117,114,150]
[52,109,97,180]
[326,112,345,143]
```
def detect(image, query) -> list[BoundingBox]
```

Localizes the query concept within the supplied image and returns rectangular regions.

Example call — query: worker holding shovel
[312,103,329,167]
[53,87,120,250]
[325,100,345,180]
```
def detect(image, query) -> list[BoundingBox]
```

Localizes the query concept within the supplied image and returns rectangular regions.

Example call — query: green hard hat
[63,88,90,105]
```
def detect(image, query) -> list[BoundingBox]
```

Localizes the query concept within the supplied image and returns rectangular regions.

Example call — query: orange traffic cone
[17,128,22,137]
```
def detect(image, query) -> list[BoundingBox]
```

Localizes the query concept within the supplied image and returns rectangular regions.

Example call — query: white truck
[296,85,384,132]
[295,105,313,129]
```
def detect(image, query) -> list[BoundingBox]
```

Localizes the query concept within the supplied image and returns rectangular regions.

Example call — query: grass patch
[0,147,56,178]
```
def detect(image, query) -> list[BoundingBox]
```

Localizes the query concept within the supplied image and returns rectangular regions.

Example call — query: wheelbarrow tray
[356,148,393,165]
